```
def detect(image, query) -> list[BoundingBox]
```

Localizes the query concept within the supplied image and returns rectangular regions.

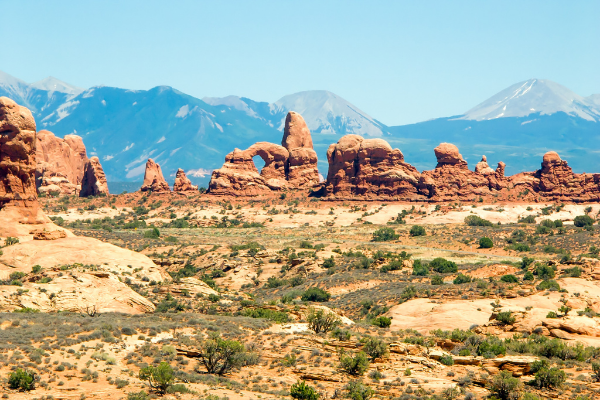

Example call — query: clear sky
[1,0,598,125]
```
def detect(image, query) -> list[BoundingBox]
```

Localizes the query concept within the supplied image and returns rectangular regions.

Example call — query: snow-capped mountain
[462,79,600,121]
[30,77,83,96]
[204,90,388,137]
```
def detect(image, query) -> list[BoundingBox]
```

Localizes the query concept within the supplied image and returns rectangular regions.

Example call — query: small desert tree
[138,362,173,394]
[489,370,522,400]
[290,380,319,400]
[194,333,246,375]
[307,307,340,334]
[338,351,370,376]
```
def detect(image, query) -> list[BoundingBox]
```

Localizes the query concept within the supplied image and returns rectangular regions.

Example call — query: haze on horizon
[1,0,598,125]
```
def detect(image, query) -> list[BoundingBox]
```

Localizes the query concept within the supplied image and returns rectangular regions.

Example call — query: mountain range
[1,70,598,189]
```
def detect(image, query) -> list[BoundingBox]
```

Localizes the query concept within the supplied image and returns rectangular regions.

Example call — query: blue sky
[1,0,598,125]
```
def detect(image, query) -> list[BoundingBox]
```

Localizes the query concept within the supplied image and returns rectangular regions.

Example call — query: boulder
[173,168,198,192]
[80,156,109,197]
[36,130,88,195]
[434,143,467,167]
[140,158,170,192]
[475,155,495,175]
[324,135,421,199]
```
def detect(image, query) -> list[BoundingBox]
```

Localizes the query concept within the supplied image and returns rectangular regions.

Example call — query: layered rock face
[0,97,45,225]
[80,156,110,197]
[511,151,600,202]
[417,143,508,201]
[324,135,421,199]
[173,168,198,192]
[208,111,319,195]
[36,130,88,195]
[140,158,170,192]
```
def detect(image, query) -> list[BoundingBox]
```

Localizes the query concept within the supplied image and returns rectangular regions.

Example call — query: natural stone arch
[245,142,289,181]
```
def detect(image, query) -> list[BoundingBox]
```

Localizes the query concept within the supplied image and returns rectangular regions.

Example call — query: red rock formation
[510,152,600,202]
[36,130,89,195]
[80,156,109,197]
[173,168,198,192]
[209,142,289,195]
[140,158,170,192]
[324,135,421,199]
[208,111,319,195]
[0,97,46,225]
[417,144,508,201]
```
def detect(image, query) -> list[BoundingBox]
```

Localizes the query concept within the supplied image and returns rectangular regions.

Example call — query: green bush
[338,351,370,376]
[496,311,515,325]
[322,256,335,268]
[464,215,493,227]
[372,227,399,241]
[532,367,566,388]
[500,274,519,283]
[331,328,351,341]
[306,307,340,333]
[371,316,392,328]
[439,354,454,366]
[8,368,36,391]
[409,225,426,237]
[344,380,374,400]
[5,236,19,246]
[362,337,388,361]
[574,215,594,227]
[301,287,331,302]
[143,227,160,239]
[489,370,522,400]
[412,260,428,276]
[534,264,555,280]
[32,265,42,274]
[479,237,493,248]
[429,257,457,273]
[138,362,174,394]
[518,215,536,224]
[537,280,560,291]
[523,271,534,281]
[453,273,471,285]
[127,391,150,400]
[290,380,319,400]
[381,260,403,273]
[431,275,444,285]
[242,308,290,323]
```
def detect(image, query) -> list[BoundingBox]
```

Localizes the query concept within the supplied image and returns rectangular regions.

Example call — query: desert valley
[1,91,600,400]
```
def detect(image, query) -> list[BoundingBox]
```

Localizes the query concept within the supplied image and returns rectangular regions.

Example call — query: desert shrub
[563,267,582,277]
[510,243,531,252]
[429,257,457,273]
[380,260,403,273]
[301,287,331,302]
[574,215,594,227]
[8,369,36,391]
[523,271,534,281]
[143,227,160,239]
[535,225,551,235]
[338,351,369,376]
[489,370,522,400]
[5,236,19,246]
[431,275,444,285]
[306,307,340,333]
[412,260,428,276]
[532,367,566,388]
[138,362,173,394]
[371,316,392,328]
[127,391,150,400]
[537,280,560,291]
[193,333,246,375]
[331,328,352,341]
[372,227,399,242]
[290,380,319,400]
[439,355,454,366]
[322,256,335,268]
[362,337,388,361]
[32,265,42,273]
[464,215,493,227]
[479,237,493,248]
[500,274,519,283]
[266,276,287,288]
[592,361,600,381]
[409,225,426,237]
[534,264,555,280]
[496,311,516,325]
[518,215,536,224]
[453,273,471,285]
[242,308,290,323]
[344,380,374,400]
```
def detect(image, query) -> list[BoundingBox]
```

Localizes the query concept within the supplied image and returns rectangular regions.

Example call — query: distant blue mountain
[1,71,598,186]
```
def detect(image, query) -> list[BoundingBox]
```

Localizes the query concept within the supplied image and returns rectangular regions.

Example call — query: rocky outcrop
[324,135,421,199]
[0,97,48,229]
[510,151,600,202]
[208,111,319,195]
[417,144,508,201]
[173,168,198,192]
[140,158,170,192]
[36,130,88,195]
[80,156,109,197]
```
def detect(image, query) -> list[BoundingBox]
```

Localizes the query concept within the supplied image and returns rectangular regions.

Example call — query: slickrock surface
[140,158,170,192]
[209,111,319,195]
[173,168,198,192]
[80,156,109,197]
[36,130,88,195]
